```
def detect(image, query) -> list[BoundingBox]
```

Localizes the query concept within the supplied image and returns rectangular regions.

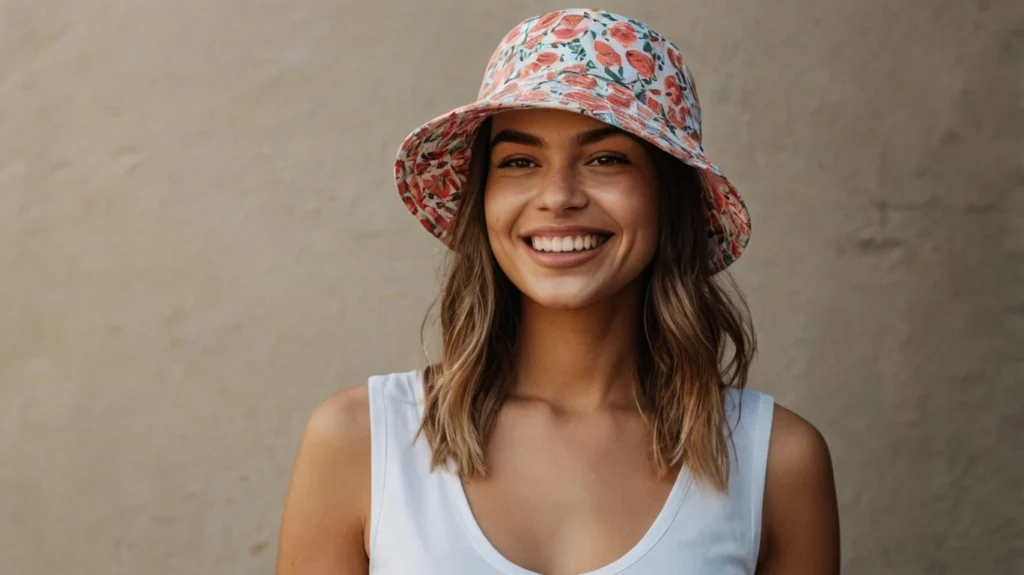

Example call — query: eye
[589,154,630,166]
[495,156,537,169]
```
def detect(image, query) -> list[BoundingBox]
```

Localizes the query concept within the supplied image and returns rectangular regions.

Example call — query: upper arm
[757,404,840,575]
[276,385,372,575]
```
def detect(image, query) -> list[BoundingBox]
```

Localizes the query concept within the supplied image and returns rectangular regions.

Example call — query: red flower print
[594,41,622,67]
[449,148,471,171]
[680,133,700,151]
[609,22,638,47]
[502,23,524,45]
[551,27,585,41]
[563,74,598,89]
[637,104,655,122]
[607,93,633,108]
[440,119,459,139]
[558,14,586,28]
[612,109,644,132]
[606,83,636,108]
[667,47,684,70]
[563,63,586,75]
[520,61,544,78]
[714,190,729,211]
[535,52,560,66]
[431,175,451,198]
[647,97,662,115]
[400,190,417,212]
[562,90,609,112]
[626,50,656,77]
[518,90,549,102]
[551,21,588,41]
[523,34,544,50]
[664,75,684,107]
[678,102,693,122]
[493,80,521,99]
[423,205,442,222]
[667,107,685,129]
[535,11,562,31]
[427,174,443,192]
[495,61,515,85]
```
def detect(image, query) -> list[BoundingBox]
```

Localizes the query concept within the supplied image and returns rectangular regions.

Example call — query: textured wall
[1,1,1020,574]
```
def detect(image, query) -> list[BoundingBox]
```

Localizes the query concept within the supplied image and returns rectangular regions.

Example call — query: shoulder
[759,403,841,573]
[285,369,421,507]
[288,384,372,510]
[305,384,372,445]
[766,403,833,481]
[276,384,373,572]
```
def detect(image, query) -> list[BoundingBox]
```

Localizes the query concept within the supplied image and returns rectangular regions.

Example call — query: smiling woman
[276,8,839,575]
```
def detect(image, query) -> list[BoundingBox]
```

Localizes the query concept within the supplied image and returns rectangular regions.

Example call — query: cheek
[602,185,660,248]
[482,186,521,252]
[482,188,504,237]
[631,178,661,248]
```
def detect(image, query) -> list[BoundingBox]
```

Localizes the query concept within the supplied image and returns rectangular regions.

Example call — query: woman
[277,9,839,575]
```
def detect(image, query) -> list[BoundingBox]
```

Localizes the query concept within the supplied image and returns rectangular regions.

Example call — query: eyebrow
[489,125,624,148]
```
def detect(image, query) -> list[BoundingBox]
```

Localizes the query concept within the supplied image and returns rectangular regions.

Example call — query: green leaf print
[604,67,623,82]
[599,13,618,22]
[644,40,652,53]
[571,42,587,61]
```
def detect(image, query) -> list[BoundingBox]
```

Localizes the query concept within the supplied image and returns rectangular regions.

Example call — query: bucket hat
[394,8,751,272]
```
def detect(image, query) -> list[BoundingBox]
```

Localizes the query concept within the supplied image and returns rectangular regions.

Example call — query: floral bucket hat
[394,8,751,272]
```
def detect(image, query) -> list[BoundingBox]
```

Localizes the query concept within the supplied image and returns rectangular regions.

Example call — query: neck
[512,283,644,411]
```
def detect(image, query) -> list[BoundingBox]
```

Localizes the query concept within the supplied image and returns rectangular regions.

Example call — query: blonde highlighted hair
[417,118,756,491]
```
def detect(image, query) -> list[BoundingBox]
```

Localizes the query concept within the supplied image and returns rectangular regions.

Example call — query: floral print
[394,8,751,272]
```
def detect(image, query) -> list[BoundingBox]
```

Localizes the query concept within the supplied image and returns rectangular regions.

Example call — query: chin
[517,280,608,310]
[524,293,594,310]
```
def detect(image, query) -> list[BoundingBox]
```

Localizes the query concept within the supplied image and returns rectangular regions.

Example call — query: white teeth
[529,234,608,253]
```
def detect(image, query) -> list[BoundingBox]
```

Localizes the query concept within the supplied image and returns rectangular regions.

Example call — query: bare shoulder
[766,403,833,482]
[304,384,373,455]
[276,385,372,575]
[290,384,373,490]
[758,403,840,575]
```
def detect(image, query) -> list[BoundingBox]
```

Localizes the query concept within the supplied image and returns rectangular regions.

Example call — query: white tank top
[366,370,775,575]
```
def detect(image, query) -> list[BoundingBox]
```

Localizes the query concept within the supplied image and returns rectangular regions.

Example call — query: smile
[529,233,609,253]
[521,230,613,269]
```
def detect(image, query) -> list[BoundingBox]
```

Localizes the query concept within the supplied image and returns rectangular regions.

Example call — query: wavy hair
[417,117,756,491]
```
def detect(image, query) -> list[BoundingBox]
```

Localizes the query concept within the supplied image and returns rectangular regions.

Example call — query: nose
[533,164,587,214]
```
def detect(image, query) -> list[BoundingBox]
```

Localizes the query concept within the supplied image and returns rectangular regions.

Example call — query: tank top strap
[366,370,426,556]
[722,387,776,564]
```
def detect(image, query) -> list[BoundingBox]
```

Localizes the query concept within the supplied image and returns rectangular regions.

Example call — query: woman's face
[483,109,660,310]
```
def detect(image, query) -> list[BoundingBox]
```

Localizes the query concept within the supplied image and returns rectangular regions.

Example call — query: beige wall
[1,1,1020,573]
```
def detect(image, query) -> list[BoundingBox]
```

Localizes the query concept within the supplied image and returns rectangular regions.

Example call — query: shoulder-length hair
[417,117,756,491]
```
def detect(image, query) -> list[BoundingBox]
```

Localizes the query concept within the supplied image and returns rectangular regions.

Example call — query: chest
[459,409,680,575]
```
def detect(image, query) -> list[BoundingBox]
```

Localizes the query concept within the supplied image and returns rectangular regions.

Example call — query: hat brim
[394,72,750,272]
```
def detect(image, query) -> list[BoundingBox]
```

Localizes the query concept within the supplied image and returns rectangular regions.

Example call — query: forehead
[489,108,612,138]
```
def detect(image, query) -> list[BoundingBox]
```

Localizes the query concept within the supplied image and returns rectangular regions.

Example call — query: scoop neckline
[412,370,693,575]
